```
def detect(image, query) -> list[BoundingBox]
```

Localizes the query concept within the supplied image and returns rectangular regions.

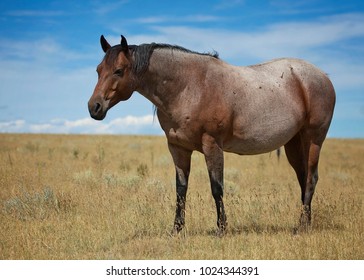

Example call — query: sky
[0,0,363,137]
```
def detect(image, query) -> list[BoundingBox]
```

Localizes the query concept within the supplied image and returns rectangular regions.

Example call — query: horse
[88,35,336,236]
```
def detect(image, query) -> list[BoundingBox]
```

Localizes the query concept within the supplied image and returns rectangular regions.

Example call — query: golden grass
[0,134,363,259]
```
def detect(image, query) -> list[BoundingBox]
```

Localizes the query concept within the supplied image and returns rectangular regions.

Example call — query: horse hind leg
[284,131,322,233]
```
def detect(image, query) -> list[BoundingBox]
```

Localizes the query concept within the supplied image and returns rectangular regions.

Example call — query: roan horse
[88,35,335,236]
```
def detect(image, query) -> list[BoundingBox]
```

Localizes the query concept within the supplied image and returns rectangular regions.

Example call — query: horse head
[88,35,135,120]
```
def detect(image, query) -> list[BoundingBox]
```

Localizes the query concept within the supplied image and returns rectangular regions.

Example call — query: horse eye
[113,68,124,76]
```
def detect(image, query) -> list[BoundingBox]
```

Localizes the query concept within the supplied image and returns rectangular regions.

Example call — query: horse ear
[120,35,128,51]
[100,35,111,53]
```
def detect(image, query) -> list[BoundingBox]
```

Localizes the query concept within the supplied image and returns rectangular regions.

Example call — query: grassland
[0,133,363,259]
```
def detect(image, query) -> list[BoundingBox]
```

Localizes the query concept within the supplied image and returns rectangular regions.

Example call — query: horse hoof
[216,228,226,237]
[171,225,183,236]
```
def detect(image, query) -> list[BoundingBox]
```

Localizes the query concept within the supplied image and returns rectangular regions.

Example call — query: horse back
[221,58,335,154]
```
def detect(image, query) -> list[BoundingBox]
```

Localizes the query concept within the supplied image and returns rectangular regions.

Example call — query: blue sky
[0,0,363,137]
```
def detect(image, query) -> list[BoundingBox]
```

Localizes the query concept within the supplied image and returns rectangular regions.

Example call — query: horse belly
[224,114,302,155]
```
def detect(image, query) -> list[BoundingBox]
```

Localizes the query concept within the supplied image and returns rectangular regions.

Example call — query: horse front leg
[168,143,192,235]
[202,134,227,236]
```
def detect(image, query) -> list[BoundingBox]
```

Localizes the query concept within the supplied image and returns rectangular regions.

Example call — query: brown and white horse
[88,35,335,235]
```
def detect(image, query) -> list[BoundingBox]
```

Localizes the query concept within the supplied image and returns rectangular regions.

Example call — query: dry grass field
[0,133,363,259]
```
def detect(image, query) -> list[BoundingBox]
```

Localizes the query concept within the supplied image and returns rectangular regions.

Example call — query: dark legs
[169,128,323,235]
[284,131,322,232]
[169,133,227,236]
[168,143,192,234]
[202,134,227,236]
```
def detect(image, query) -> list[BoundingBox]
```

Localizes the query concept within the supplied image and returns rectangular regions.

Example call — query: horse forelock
[103,45,123,66]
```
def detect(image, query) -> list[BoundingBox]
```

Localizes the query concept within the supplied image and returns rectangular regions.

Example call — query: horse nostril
[94,102,101,113]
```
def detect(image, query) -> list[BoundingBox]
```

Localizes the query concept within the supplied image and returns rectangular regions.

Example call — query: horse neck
[135,49,207,115]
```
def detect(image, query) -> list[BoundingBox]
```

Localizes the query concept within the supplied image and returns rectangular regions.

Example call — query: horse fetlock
[299,213,311,227]
[292,207,311,234]
[300,205,311,224]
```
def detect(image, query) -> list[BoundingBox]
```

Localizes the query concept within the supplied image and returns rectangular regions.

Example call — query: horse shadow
[124,218,345,241]
[203,221,345,237]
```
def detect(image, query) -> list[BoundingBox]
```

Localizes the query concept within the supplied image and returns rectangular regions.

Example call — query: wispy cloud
[5,10,65,17]
[0,37,94,69]
[91,0,129,16]
[133,14,223,24]
[134,12,364,57]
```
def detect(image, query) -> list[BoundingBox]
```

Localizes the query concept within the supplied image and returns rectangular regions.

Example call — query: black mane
[106,43,219,76]
[131,43,219,75]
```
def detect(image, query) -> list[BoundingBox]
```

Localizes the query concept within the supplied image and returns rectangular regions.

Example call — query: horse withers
[88,35,336,236]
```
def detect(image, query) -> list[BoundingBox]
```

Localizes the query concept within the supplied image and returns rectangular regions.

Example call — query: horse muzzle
[88,99,109,121]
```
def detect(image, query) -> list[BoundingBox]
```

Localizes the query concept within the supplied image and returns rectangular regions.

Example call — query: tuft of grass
[137,163,149,177]
[3,187,59,221]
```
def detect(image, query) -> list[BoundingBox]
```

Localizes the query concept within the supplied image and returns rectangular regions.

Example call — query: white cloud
[64,118,96,129]
[110,115,154,126]
[86,115,160,134]
[29,123,54,133]
[0,120,25,132]
[0,115,162,135]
